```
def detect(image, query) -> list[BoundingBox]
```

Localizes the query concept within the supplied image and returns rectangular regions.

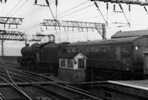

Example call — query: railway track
[0,75,60,100]
[7,67,102,99]
[9,68,101,100]
[0,64,102,100]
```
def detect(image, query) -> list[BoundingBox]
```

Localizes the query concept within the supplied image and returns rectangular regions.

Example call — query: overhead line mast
[0,0,7,3]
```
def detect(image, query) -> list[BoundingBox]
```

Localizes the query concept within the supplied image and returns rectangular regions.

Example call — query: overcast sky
[1,0,148,55]
[1,0,148,36]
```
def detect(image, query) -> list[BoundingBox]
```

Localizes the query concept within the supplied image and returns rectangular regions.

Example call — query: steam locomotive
[18,31,148,82]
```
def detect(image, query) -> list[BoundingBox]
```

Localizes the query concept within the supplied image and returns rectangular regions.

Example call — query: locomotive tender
[19,34,60,74]
[19,30,148,82]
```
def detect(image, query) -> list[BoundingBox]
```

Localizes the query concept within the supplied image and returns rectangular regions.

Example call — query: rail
[0,63,102,100]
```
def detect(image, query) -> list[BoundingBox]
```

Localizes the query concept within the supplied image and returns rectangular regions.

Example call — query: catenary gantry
[41,19,106,39]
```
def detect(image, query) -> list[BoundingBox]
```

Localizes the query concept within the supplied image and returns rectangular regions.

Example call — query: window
[90,47,94,52]
[86,47,90,53]
[67,49,71,53]
[121,46,131,58]
[78,59,85,69]
[36,53,40,62]
[116,47,121,60]
[60,59,66,68]
[67,59,73,68]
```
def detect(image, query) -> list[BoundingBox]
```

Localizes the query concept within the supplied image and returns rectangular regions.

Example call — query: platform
[79,80,148,100]
[96,80,148,100]
[108,80,148,91]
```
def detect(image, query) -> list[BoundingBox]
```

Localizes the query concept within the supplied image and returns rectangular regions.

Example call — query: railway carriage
[58,35,148,81]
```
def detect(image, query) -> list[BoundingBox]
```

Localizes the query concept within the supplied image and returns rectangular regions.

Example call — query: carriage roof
[112,30,148,38]
[67,36,140,46]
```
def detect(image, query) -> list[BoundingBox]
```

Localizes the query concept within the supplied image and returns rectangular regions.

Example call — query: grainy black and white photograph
[0,0,148,100]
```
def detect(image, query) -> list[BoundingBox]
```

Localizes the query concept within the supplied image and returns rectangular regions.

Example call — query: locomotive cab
[58,52,87,82]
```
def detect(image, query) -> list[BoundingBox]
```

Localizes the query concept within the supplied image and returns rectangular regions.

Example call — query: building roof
[111,30,148,38]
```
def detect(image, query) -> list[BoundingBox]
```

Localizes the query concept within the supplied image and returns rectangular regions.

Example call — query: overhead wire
[14,0,56,34]
[3,0,105,36]
[5,0,24,16]
[0,0,25,30]
[10,0,54,18]
[93,1,108,24]
[0,1,7,15]
[59,0,89,16]
[59,4,94,18]
[2,0,30,31]
[9,0,30,17]
[63,8,98,21]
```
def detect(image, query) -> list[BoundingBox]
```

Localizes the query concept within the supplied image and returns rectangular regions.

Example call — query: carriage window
[78,59,85,69]
[67,48,71,53]
[60,59,66,68]
[121,46,131,58]
[90,47,96,52]
[116,47,121,60]
[36,53,40,62]
[86,47,90,53]
[72,48,76,53]
[67,59,73,68]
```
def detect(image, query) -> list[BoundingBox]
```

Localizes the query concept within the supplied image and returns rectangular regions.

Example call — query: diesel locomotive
[19,30,148,82]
